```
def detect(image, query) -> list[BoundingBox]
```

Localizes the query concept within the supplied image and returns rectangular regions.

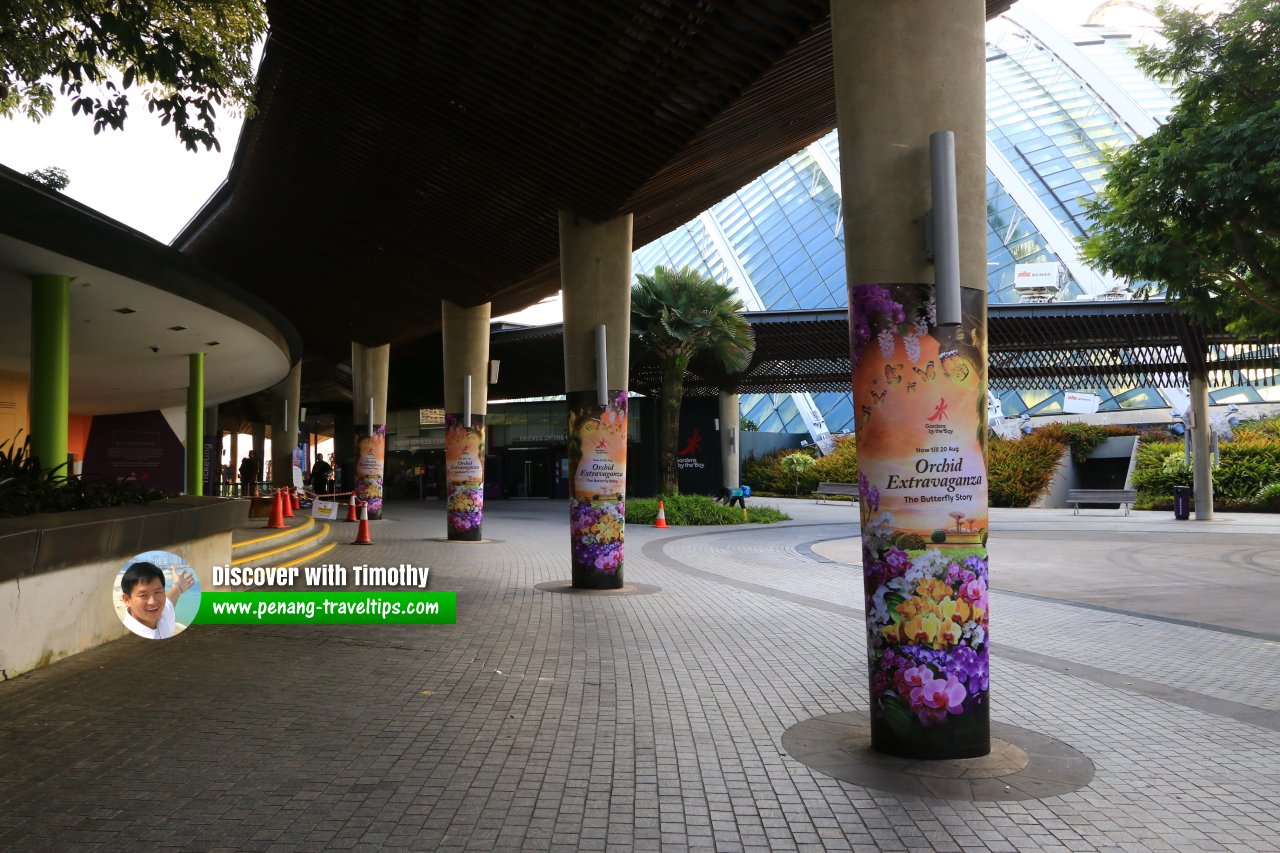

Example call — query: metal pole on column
[595,325,608,406]
[930,131,961,327]
[463,374,472,428]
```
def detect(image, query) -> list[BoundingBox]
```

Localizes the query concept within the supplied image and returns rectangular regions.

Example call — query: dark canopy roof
[242,300,1279,420]
[470,302,1280,403]
[179,0,1018,361]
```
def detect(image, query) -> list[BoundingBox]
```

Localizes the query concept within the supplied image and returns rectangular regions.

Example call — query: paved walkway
[2,498,1279,851]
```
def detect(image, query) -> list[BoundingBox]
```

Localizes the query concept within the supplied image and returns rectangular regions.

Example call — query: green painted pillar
[187,353,204,496]
[30,275,72,478]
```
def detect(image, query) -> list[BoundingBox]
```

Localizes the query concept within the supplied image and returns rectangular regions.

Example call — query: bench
[1067,488,1137,516]
[815,481,858,504]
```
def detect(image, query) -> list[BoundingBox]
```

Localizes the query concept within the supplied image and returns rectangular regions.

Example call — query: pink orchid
[910,675,967,715]
[894,664,932,695]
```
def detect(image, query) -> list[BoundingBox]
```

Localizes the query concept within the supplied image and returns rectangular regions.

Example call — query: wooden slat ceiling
[182,0,1019,364]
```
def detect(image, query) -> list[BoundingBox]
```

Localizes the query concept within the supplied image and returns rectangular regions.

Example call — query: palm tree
[632,265,755,495]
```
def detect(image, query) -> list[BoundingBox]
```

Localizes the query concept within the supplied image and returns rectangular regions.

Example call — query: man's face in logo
[123,577,166,628]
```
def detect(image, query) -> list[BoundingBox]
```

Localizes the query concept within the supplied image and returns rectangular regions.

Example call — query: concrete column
[833,0,987,287]
[352,342,390,519]
[30,275,71,477]
[560,210,632,589]
[186,353,204,495]
[833,0,990,760]
[1191,372,1214,520]
[442,301,491,541]
[270,362,302,488]
[719,392,741,492]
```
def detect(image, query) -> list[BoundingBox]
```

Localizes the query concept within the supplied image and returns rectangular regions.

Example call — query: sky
[0,0,1216,325]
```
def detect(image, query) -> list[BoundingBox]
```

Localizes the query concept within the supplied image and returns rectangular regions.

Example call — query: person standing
[310,453,333,495]
[238,451,256,497]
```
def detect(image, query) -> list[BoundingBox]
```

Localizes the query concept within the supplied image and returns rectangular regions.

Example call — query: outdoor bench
[1066,488,1137,516]
[815,481,858,504]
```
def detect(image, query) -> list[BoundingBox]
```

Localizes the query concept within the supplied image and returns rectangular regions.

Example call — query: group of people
[214,450,339,497]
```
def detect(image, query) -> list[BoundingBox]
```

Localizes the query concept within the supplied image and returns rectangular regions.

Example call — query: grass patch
[626,494,790,525]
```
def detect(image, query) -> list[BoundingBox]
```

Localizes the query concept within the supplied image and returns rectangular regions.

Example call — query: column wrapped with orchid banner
[851,282,991,759]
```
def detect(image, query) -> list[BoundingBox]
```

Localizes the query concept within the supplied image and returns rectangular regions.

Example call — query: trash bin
[1173,485,1191,520]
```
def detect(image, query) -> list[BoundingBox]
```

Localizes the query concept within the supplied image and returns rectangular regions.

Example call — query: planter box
[0,497,248,680]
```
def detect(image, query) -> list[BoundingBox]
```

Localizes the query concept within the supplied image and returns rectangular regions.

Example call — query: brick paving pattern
[0,499,1278,851]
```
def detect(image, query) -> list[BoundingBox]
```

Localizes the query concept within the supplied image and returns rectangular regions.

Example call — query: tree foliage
[1,1,266,151]
[632,266,755,495]
[25,166,70,190]
[1081,0,1280,335]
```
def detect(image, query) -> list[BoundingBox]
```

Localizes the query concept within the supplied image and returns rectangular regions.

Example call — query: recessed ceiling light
[206,341,221,346]
[169,325,188,331]
[114,307,136,314]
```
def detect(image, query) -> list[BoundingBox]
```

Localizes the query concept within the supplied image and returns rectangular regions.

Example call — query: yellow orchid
[916,578,953,601]
[938,617,963,647]
[904,612,942,646]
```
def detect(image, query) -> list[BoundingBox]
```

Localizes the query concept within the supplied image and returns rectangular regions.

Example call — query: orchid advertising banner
[356,424,386,520]
[445,413,485,541]
[567,389,627,589]
[851,283,990,759]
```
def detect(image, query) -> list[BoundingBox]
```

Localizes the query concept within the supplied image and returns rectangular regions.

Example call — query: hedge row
[733,413,1280,511]
[625,494,790,525]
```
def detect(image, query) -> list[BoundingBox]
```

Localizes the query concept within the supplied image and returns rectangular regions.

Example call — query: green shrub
[742,446,818,495]
[0,433,166,518]
[1133,433,1280,511]
[930,529,947,543]
[741,439,857,497]
[986,433,1066,508]
[625,494,789,525]
[1033,422,1134,463]
[779,452,816,495]
[1236,413,1280,440]
[1132,439,1191,506]
[892,531,927,551]
[810,435,858,484]
[1256,482,1280,510]
[1217,437,1280,504]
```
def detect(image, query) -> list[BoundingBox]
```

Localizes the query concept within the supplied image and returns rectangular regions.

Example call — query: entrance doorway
[505,447,552,498]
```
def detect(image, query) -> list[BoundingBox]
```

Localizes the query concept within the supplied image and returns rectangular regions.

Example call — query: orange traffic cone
[266,489,286,529]
[280,489,294,519]
[653,500,668,528]
[352,503,372,545]
[291,487,301,510]
[345,494,358,522]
